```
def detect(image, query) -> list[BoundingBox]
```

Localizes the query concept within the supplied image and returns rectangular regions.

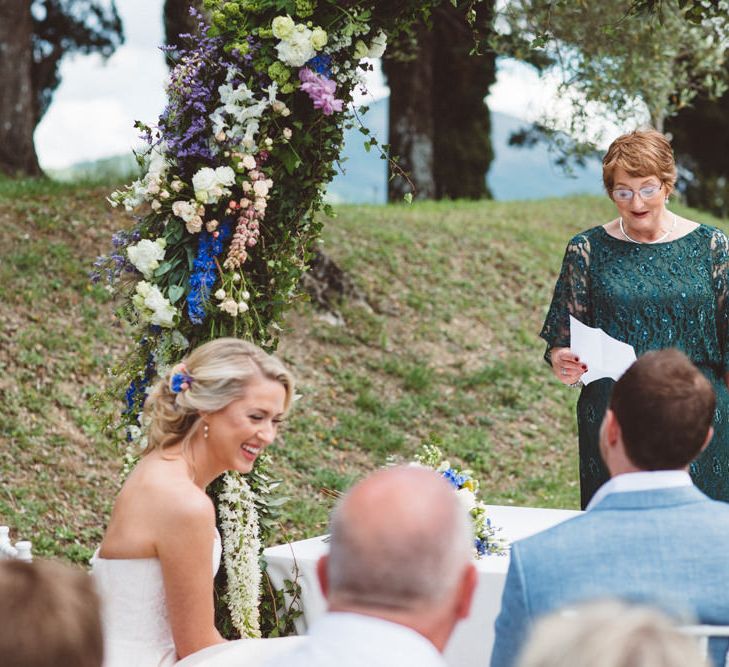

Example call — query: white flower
[282,127,292,140]
[215,166,236,187]
[206,219,219,232]
[237,301,249,313]
[170,179,184,193]
[186,217,203,234]
[219,298,239,316]
[353,39,369,60]
[192,167,222,204]
[253,179,272,197]
[132,281,177,328]
[146,144,168,178]
[172,200,199,223]
[456,488,477,514]
[219,473,262,637]
[254,197,267,212]
[127,238,166,279]
[276,25,316,67]
[150,199,161,211]
[242,154,257,170]
[159,190,170,200]
[367,30,387,58]
[436,460,451,473]
[311,27,328,50]
[215,289,227,300]
[271,14,295,40]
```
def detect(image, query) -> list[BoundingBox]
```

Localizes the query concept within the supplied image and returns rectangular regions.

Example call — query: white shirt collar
[308,612,446,666]
[586,470,693,511]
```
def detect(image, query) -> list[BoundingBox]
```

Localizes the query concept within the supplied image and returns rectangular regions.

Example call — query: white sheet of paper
[569,316,637,385]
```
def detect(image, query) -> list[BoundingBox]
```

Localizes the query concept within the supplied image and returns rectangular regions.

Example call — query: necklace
[619,213,677,244]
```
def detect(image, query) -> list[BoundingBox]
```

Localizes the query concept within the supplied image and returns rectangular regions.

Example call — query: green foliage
[494,0,729,143]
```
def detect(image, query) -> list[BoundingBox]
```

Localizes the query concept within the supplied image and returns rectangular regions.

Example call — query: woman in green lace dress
[541,129,729,508]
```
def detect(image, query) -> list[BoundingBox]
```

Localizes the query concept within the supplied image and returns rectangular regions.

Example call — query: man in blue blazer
[491,348,729,667]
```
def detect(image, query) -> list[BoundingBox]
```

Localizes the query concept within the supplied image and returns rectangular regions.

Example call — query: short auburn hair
[609,349,714,470]
[602,129,677,197]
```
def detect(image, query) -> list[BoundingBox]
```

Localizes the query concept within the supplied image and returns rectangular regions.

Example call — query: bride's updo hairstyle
[142,337,294,455]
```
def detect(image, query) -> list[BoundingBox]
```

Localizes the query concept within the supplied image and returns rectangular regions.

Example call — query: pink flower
[298,67,344,116]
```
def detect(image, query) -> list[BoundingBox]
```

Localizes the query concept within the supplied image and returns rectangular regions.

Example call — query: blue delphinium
[306,53,333,77]
[442,468,468,489]
[187,219,233,324]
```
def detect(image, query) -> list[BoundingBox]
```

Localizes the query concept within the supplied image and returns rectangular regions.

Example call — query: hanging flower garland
[96,0,481,637]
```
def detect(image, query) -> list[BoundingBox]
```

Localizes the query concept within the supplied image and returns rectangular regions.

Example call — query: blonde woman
[91,338,294,667]
[516,601,706,667]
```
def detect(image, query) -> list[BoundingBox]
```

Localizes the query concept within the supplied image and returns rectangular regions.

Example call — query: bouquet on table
[413,444,507,558]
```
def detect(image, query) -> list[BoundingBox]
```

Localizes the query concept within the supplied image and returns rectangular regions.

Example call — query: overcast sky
[34,0,627,170]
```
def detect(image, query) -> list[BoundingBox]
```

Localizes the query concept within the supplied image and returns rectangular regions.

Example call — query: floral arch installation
[96,0,480,636]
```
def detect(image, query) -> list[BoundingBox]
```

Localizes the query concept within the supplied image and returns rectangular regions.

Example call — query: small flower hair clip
[170,363,194,393]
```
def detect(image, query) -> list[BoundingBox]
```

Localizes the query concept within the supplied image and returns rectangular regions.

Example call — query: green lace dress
[541,224,729,509]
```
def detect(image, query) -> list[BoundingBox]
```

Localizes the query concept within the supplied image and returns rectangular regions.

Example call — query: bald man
[265,466,478,667]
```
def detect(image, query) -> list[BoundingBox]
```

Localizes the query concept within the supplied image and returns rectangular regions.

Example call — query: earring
[203,423,209,439]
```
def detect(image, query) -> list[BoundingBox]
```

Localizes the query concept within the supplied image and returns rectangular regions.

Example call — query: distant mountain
[326,99,604,203]
[51,100,604,203]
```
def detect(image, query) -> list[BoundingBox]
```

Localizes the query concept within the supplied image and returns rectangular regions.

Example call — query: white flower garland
[218,471,262,637]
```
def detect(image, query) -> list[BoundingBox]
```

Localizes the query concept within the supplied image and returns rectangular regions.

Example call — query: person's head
[602,130,677,231]
[603,129,677,199]
[318,466,478,652]
[600,349,714,475]
[143,338,295,474]
[516,600,705,667]
[0,559,103,667]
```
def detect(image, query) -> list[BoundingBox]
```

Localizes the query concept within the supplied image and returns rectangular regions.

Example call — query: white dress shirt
[586,470,693,511]
[263,611,448,667]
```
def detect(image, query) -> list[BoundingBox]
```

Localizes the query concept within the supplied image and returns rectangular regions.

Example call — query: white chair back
[679,624,729,667]
[0,526,33,562]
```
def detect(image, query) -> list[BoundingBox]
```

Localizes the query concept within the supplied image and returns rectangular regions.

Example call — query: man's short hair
[0,559,103,667]
[609,349,715,470]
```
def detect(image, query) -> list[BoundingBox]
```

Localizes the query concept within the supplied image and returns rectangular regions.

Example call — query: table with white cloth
[263,504,581,667]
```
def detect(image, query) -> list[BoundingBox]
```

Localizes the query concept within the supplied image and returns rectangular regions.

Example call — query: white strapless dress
[91,532,222,667]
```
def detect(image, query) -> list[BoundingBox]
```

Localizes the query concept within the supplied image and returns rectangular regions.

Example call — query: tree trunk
[382,24,436,201]
[164,0,203,64]
[432,2,496,199]
[0,0,42,177]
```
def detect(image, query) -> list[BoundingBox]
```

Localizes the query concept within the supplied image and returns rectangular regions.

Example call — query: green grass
[2,177,727,556]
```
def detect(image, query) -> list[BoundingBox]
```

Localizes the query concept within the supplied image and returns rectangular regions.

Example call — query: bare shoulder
[122,455,214,528]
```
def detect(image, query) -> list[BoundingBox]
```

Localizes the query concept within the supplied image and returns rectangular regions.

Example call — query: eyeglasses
[611,184,663,202]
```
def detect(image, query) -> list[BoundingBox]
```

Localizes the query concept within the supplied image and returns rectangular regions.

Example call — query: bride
[92,338,294,666]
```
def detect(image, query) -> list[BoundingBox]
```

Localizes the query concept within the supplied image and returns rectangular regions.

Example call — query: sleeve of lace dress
[539,233,592,362]
[710,229,729,373]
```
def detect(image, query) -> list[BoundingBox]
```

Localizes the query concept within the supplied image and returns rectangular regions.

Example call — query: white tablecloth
[263,504,581,667]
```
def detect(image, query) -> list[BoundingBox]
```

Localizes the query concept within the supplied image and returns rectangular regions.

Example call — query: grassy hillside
[2,177,726,563]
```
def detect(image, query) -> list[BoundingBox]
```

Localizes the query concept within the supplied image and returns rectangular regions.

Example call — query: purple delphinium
[91,228,141,285]
[298,68,344,115]
[157,10,248,177]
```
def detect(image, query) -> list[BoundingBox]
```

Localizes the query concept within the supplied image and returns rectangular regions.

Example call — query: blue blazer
[490,486,729,667]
